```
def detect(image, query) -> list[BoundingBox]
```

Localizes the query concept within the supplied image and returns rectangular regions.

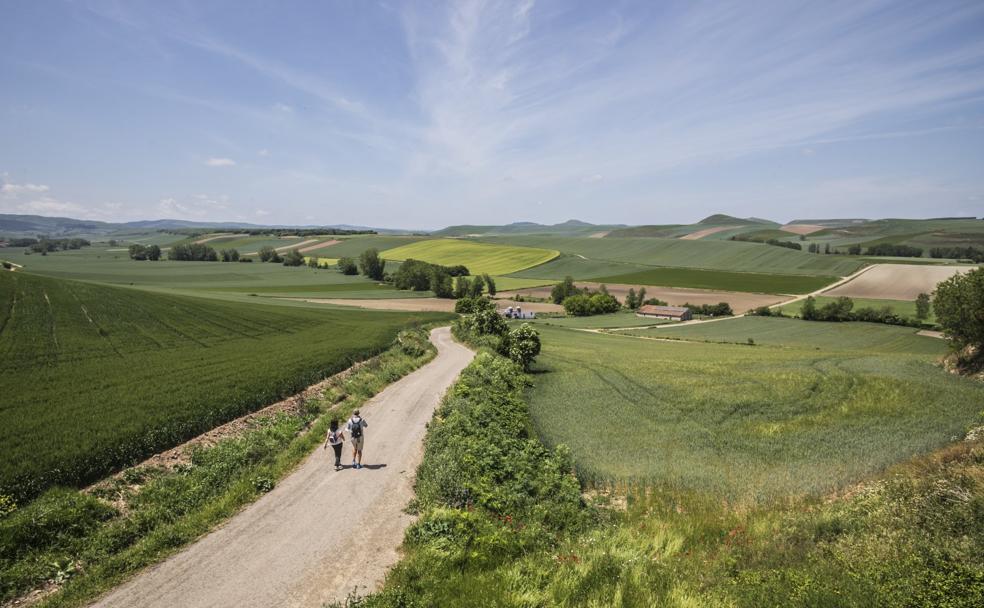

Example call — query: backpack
[349,417,363,438]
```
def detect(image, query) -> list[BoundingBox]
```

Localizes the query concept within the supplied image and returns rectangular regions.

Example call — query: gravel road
[90,327,474,608]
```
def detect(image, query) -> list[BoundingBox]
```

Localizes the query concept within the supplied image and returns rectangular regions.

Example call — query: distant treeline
[929,246,984,263]
[4,237,91,252]
[856,243,924,257]
[165,227,375,238]
[730,235,803,250]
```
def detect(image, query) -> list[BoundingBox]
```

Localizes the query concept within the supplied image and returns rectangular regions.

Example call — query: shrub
[169,243,218,261]
[483,274,496,296]
[934,267,984,351]
[282,249,305,267]
[337,257,358,275]
[258,246,277,262]
[499,323,541,370]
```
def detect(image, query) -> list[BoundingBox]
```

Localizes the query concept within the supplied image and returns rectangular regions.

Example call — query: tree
[501,323,541,370]
[637,288,646,307]
[147,245,162,261]
[469,275,485,297]
[282,249,305,266]
[128,244,148,260]
[847,244,862,255]
[933,268,984,351]
[307,255,319,268]
[482,273,496,296]
[430,268,454,298]
[258,246,277,262]
[801,295,818,320]
[359,248,385,280]
[337,257,358,275]
[625,288,638,310]
[473,306,507,336]
[454,276,469,299]
[915,292,931,321]
[824,243,831,254]
[551,276,579,304]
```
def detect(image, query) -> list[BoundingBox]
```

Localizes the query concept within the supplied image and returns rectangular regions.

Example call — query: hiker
[346,409,368,469]
[323,419,345,471]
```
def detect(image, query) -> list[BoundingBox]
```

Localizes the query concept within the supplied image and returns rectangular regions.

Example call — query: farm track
[89,327,474,608]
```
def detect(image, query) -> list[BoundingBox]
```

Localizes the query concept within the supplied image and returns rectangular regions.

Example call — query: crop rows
[0,271,448,501]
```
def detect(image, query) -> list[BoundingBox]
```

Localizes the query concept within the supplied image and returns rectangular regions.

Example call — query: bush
[750,305,781,317]
[258,246,277,263]
[483,274,496,296]
[337,257,358,275]
[499,323,541,370]
[562,292,620,316]
[220,249,240,262]
[865,243,924,257]
[454,297,493,314]
[934,267,984,351]
[282,249,305,266]
[683,302,733,316]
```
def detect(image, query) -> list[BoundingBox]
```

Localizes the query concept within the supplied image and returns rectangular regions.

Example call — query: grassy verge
[0,328,441,607]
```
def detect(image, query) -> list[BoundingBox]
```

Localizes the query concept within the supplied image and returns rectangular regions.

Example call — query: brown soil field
[823,263,971,300]
[679,225,741,240]
[588,231,610,238]
[299,239,341,253]
[496,282,787,310]
[288,297,565,313]
[779,224,826,235]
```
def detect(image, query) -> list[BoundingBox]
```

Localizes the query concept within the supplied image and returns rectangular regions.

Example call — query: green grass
[619,315,943,352]
[523,312,673,329]
[524,321,979,499]
[381,238,559,275]
[478,235,865,276]
[590,267,837,294]
[779,295,936,323]
[0,271,450,500]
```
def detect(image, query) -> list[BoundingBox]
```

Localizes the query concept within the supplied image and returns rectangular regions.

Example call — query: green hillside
[479,235,864,277]
[0,271,449,499]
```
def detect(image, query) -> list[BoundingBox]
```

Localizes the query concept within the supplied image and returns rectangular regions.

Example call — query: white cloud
[1,182,50,196]
[257,148,271,157]
[15,196,87,215]
[158,194,232,218]
[205,157,236,167]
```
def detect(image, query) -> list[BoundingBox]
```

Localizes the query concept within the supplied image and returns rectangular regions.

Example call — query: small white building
[501,306,536,320]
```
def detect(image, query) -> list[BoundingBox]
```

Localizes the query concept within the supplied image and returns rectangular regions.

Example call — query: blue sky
[1,0,983,228]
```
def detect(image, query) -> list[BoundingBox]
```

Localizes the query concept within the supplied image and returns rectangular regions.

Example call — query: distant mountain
[433,220,625,237]
[0,214,414,237]
[785,218,870,227]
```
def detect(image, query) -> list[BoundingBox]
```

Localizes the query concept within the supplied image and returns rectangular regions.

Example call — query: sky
[1,0,983,229]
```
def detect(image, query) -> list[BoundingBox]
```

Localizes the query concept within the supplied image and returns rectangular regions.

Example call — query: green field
[526,321,978,499]
[591,267,837,294]
[380,238,559,275]
[480,235,865,276]
[13,248,413,300]
[618,315,943,353]
[0,271,450,500]
[523,312,673,329]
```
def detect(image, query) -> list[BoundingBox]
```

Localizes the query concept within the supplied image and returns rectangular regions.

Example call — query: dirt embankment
[298,240,340,253]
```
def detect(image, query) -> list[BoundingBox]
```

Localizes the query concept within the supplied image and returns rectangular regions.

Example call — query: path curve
[90,327,474,608]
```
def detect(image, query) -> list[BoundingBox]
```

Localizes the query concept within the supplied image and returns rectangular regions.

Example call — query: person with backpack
[323,419,345,471]
[346,410,368,469]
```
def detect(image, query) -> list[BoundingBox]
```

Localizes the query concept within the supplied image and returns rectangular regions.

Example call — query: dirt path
[679,225,741,240]
[90,327,474,608]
